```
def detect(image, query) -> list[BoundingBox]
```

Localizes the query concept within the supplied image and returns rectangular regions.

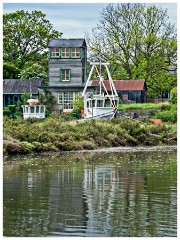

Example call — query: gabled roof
[3,79,43,94]
[48,38,86,48]
[91,80,146,91]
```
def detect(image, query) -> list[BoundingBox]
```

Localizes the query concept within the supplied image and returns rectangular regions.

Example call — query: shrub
[170,87,177,104]
[8,105,16,113]
[152,110,177,123]
[3,109,11,117]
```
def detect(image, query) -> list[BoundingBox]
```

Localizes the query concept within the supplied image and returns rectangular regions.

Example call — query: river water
[3,149,177,237]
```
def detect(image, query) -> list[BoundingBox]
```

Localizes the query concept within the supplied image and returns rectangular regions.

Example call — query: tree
[18,62,48,85]
[39,90,57,113]
[3,62,20,79]
[86,3,177,99]
[3,10,62,77]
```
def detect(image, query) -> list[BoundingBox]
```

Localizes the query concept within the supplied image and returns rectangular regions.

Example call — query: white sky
[3,1,177,39]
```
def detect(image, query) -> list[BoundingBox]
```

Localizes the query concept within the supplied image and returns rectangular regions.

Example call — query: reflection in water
[3,150,177,237]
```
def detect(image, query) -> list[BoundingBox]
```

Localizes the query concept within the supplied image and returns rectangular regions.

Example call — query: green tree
[86,3,177,99]
[18,62,48,85]
[3,10,62,78]
[39,90,57,113]
[3,62,20,79]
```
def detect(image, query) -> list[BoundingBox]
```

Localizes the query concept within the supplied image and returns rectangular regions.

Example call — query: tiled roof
[3,79,43,94]
[91,80,146,91]
[48,38,86,48]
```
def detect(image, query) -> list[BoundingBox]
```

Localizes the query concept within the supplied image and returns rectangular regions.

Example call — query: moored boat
[82,62,119,120]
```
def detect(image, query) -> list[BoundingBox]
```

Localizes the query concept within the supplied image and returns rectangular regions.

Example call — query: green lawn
[118,102,171,111]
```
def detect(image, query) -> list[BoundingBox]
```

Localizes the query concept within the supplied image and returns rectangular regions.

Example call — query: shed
[3,79,43,107]
[91,79,147,103]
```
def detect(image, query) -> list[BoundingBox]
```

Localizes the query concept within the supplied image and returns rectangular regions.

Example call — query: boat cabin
[22,99,45,119]
[84,95,118,119]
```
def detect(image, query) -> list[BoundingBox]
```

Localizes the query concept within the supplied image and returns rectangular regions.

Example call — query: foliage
[8,105,16,114]
[3,116,177,155]
[152,109,177,123]
[3,109,11,117]
[170,87,177,104]
[18,63,48,84]
[39,90,57,113]
[21,92,31,104]
[86,3,177,99]
[3,10,62,78]
[118,102,172,111]
[3,62,20,79]
[70,94,84,118]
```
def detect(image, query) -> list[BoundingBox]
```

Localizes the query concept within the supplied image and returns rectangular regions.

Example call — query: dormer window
[61,48,70,58]
[51,48,60,57]
[71,48,80,58]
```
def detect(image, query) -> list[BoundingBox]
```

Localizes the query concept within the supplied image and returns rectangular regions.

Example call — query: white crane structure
[82,62,119,120]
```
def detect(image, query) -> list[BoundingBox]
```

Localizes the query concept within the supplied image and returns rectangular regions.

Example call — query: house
[3,79,43,107]
[39,38,89,113]
[3,38,147,110]
[91,79,147,103]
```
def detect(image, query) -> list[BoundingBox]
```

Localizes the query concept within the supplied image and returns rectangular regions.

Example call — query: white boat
[22,99,46,119]
[82,62,119,120]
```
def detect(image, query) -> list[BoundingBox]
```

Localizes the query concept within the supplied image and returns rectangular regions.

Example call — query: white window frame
[60,69,71,82]
[51,48,60,57]
[58,92,80,109]
[71,48,80,58]
[61,47,70,58]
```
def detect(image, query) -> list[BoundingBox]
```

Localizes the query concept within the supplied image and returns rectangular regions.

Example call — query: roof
[48,38,86,48]
[3,79,43,94]
[91,80,146,91]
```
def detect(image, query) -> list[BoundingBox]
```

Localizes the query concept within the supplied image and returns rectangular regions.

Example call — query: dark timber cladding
[48,39,87,86]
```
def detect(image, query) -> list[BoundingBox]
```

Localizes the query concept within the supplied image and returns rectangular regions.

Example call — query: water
[3,149,177,237]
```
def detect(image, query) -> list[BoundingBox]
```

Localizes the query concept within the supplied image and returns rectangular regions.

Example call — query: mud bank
[68,145,177,153]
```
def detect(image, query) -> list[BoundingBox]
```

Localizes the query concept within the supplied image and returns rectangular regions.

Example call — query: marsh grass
[3,116,177,155]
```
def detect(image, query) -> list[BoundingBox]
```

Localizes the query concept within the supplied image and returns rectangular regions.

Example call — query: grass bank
[118,102,172,111]
[3,116,177,156]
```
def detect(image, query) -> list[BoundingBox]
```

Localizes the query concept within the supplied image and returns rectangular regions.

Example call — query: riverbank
[68,145,177,153]
[3,116,177,156]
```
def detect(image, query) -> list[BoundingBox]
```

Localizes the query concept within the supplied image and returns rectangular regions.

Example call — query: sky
[3,1,178,39]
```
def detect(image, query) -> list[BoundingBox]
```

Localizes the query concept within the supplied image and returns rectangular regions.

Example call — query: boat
[82,62,119,120]
[22,99,46,119]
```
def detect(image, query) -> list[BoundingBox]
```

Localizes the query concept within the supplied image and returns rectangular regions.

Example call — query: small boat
[82,62,119,120]
[22,99,46,119]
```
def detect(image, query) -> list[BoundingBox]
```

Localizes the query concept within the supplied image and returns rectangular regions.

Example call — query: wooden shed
[3,79,43,107]
[91,79,147,103]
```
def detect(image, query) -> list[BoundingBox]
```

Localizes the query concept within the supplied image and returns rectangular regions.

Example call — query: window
[105,99,111,107]
[71,48,80,58]
[40,106,45,113]
[58,92,79,109]
[60,69,71,81]
[61,48,70,58]
[51,48,60,57]
[30,106,34,113]
[36,106,39,113]
[97,100,104,107]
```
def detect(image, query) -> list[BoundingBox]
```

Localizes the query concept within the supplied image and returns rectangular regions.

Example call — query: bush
[152,110,177,123]
[170,87,177,104]
[45,109,50,117]
[8,105,16,114]
[3,109,11,117]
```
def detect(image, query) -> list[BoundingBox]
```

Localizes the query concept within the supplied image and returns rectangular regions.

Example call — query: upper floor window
[71,48,80,58]
[61,48,70,58]
[60,69,71,81]
[51,48,60,57]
